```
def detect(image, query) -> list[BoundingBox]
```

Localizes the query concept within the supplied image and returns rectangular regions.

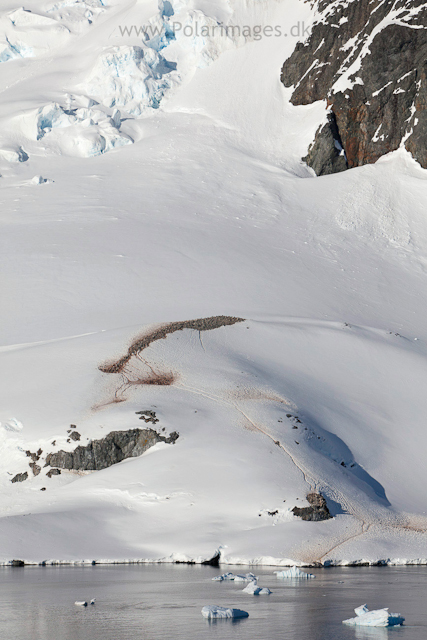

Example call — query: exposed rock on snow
[343,604,405,627]
[292,492,332,521]
[45,428,179,471]
[303,112,348,177]
[136,410,159,425]
[201,605,249,619]
[274,566,315,579]
[282,0,427,173]
[46,468,61,477]
[99,316,245,374]
[10,472,28,484]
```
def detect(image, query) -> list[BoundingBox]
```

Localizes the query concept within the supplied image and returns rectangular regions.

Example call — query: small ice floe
[342,604,405,627]
[242,581,271,595]
[274,566,315,579]
[212,572,257,582]
[74,601,88,607]
[201,605,249,619]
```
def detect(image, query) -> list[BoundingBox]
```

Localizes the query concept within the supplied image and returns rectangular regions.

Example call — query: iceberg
[242,581,271,595]
[343,604,405,627]
[201,605,249,619]
[274,566,315,579]
[212,572,257,582]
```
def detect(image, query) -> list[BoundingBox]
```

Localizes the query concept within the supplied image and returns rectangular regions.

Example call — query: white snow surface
[343,605,405,627]
[1,0,427,567]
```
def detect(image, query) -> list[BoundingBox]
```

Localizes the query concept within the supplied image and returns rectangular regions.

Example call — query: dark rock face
[292,492,332,521]
[69,431,81,441]
[304,112,348,176]
[136,410,159,424]
[282,0,427,174]
[29,463,41,476]
[46,468,61,478]
[45,428,179,471]
[11,472,28,483]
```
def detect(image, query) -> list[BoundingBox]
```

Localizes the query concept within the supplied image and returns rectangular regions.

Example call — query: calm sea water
[0,564,425,640]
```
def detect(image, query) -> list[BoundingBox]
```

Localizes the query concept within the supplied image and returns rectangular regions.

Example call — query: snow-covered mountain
[282,0,427,174]
[1,0,427,566]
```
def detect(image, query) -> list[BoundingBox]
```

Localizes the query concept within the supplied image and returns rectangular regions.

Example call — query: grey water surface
[0,564,425,640]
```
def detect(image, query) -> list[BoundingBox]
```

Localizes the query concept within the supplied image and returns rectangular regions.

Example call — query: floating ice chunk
[242,581,271,595]
[201,606,249,619]
[343,605,405,627]
[355,604,369,616]
[85,45,178,115]
[274,566,315,579]
[212,572,257,582]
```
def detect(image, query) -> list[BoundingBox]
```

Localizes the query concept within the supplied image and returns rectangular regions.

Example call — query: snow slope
[1,0,427,565]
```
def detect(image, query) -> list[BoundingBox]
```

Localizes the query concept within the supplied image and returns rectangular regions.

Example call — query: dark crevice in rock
[304,111,348,176]
[292,492,332,521]
[45,428,179,472]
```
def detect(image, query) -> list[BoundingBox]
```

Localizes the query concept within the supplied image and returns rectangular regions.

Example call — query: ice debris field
[2,0,427,570]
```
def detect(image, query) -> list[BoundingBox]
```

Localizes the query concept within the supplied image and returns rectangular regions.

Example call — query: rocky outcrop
[282,0,427,174]
[99,315,245,374]
[292,492,332,521]
[46,468,61,478]
[11,472,28,483]
[29,463,41,476]
[45,428,179,471]
[136,410,159,424]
